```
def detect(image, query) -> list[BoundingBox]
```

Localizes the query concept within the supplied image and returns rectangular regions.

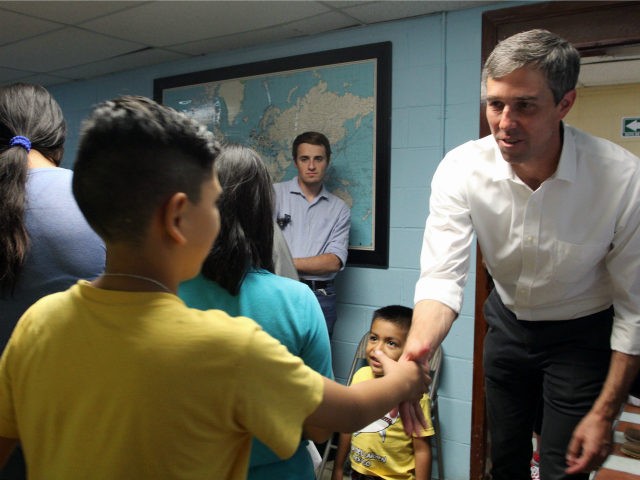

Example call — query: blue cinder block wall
[49,3,524,478]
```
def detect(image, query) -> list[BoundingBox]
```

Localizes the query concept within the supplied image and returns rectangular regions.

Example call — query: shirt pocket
[551,240,609,284]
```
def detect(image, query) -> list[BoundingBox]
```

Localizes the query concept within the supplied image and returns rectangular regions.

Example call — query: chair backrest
[345,332,369,385]
[428,345,443,401]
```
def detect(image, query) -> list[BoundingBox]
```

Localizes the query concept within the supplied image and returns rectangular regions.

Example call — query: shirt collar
[490,136,513,182]
[288,176,329,200]
[491,122,577,184]
[554,123,576,182]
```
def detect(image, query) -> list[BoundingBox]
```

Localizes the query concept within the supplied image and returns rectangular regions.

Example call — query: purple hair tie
[9,136,31,153]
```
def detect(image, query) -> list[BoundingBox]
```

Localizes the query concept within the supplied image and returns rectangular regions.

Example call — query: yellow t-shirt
[0,281,323,480]
[350,367,434,480]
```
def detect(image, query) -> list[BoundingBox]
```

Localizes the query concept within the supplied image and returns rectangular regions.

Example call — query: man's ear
[558,89,576,119]
[163,192,189,245]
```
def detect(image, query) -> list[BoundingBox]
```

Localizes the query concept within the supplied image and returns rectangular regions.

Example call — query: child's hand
[398,351,431,436]
[374,349,429,402]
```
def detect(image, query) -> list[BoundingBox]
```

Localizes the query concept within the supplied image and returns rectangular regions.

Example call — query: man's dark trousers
[483,289,612,480]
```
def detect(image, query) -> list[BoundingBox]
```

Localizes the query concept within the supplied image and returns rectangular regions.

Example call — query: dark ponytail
[0,83,66,293]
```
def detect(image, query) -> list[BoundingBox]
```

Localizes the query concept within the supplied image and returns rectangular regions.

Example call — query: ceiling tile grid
[0,1,632,88]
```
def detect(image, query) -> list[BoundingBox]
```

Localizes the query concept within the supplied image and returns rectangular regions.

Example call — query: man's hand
[398,391,429,436]
[565,351,640,474]
[397,300,456,435]
[565,411,613,474]
[392,352,431,436]
[398,325,432,437]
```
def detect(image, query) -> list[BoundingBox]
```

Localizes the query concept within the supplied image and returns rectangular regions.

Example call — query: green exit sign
[622,117,640,137]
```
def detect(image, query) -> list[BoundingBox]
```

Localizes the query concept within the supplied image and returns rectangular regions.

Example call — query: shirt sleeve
[235,326,324,459]
[324,200,351,269]
[414,152,475,313]
[0,320,24,438]
[417,394,435,437]
[606,161,640,355]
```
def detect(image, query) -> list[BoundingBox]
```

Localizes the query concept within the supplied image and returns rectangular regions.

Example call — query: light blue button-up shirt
[273,177,351,282]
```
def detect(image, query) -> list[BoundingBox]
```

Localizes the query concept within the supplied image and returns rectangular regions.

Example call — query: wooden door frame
[471,2,640,479]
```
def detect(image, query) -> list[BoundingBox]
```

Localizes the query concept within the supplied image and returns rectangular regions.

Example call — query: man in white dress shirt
[403,29,640,480]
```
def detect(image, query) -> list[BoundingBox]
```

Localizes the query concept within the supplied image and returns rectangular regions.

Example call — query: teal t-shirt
[179,269,333,479]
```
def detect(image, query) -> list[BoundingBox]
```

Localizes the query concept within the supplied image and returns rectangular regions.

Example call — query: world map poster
[156,43,390,267]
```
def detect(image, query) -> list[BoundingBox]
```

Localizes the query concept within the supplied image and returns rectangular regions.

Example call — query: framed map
[154,42,391,268]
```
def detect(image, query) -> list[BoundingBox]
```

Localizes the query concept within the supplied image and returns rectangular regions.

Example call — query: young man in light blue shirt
[273,131,351,337]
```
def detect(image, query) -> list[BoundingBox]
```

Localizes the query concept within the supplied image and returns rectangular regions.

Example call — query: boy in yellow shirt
[333,305,435,480]
[0,96,428,480]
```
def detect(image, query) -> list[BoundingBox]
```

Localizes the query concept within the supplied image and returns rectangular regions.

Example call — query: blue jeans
[313,284,337,337]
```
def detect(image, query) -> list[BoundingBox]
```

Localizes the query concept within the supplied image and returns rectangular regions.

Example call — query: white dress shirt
[415,124,640,354]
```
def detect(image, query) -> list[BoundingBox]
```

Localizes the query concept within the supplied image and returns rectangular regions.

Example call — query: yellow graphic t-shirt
[350,367,434,480]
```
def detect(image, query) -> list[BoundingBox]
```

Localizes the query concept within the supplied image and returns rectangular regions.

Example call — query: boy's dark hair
[372,305,413,331]
[0,83,66,293]
[73,95,220,245]
[291,131,332,162]
[200,144,275,295]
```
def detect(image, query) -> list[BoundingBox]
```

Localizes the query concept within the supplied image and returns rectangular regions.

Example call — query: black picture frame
[154,42,391,268]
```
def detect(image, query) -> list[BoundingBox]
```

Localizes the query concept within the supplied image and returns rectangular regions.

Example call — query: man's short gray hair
[482,29,580,104]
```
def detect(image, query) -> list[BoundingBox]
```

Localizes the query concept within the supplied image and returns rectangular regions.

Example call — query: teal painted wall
[48,3,523,478]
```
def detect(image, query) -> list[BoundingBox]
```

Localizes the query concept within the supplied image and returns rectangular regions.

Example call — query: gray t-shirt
[0,168,105,350]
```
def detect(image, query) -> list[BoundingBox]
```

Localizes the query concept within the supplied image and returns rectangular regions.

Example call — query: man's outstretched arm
[399,299,457,435]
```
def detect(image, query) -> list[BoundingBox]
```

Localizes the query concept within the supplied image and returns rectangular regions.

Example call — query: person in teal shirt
[179,144,333,480]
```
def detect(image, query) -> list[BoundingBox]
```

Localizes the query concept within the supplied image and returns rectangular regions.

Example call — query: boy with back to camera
[0,96,428,480]
[332,305,435,480]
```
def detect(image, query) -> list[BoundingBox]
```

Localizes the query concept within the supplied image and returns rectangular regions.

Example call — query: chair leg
[433,408,444,479]
[316,438,335,479]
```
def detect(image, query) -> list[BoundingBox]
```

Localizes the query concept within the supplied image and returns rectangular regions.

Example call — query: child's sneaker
[530,452,540,480]
[530,463,540,480]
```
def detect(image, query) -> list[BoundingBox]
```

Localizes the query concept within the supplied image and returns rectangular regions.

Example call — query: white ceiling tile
[81,1,332,47]
[3,72,73,87]
[53,48,188,80]
[0,66,37,85]
[0,1,144,25]
[270,11,360,37]
[169,11,358,55]
[323,1,378,8]
[168,29,290,57]
[0,8,63,45]
[0,28,145,72]
[343,1,492,23]
[0,0,633,89]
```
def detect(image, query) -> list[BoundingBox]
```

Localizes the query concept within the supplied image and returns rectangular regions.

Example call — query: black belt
[301,279,333,290]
